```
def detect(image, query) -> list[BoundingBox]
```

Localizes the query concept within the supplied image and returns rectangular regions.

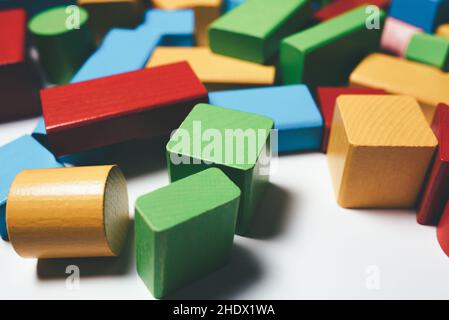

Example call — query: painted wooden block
[437,24,449,37]
[136,168,240,298]
[166,103,273,235]
[223,0,245,12]
[209,85,323,153]
[0,135,63,241]
[381,16,423,57]
[417,104,449,226]
[42,62,207,156]
[316,87,386,153]
[146,47,276,90]
[7,165,129,258]
[327,95,437,208]
[314,0,389,22]
[152,0,222,46]
[406,33,449,71]
[28,6,95,84]
[389,0,449,33]
[0,8,41,121]
[209,0,313,64]
[280,6,385,87]
[350,53,449,122]
[78,0,145,44]
[72,9,194,82]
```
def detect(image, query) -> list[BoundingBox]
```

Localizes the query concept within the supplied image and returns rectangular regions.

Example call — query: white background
[1,116,449,300]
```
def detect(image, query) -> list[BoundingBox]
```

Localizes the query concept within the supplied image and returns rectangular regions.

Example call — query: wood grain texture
[135,168,240,298]
[437,24,449,37]
[314,0,389,22]
[41,62,208,156]
[381,17,423,57]
[166,103,273,235]
[406,33,449,71]
[417,104,449,225]
[327,95,437,208]
[0,8,41,121]
[209,0,312,64]
[6,165,129,259]
[316,87,386,153]
[350,53,449,123]
[146,47,275,90]
[78,0,145,44]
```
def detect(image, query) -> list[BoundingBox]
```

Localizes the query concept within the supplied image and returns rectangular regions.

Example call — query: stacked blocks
[136,168,240,298]
[405,33,449,71]
[327,95,437,208]
[166,103,274,235]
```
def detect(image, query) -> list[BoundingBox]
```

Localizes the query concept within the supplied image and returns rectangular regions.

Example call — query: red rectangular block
[316,87,386,152]
[314,0,390,22]
[0,8,41,121]
[41,62,208,156]
[417,104,449,226]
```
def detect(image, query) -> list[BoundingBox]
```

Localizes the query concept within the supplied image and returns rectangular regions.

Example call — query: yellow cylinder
[6,165,129,259]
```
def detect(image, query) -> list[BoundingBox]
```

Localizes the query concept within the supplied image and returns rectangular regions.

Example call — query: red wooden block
[314,0,390,22]
[316,87,386,152]
[417,104,449,226]
[41,62,208,156]
[0,8,41,121]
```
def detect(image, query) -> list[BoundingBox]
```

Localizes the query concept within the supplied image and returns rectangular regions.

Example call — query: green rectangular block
[135,168,241,299]
[406,33,449,71]
[166,103,274,235]
[209,0,313,64]
[280,5,385,87]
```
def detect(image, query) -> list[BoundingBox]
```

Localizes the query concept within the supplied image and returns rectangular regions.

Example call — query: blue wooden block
[71,9,194,83]
[209,85,323,153]
[223,0,246,12]
[390,0,449,32]
[0,135,63,240]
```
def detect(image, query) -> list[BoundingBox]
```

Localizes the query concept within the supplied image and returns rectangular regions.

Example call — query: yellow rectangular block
[350,53,449,122]
[437,24,449,38]
[327,95,437,208]
[151,0,222,46]
[146,47,276,90]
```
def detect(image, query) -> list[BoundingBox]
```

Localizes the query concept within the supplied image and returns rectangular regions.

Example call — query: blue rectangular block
[0,135,63,240]
[209,85,323,153]
[390,0,449,32]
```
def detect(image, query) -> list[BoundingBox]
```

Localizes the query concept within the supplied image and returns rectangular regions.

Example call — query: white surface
[1,117,449,300]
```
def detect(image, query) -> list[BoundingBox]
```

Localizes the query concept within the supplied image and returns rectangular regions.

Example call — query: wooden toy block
[316,87,386,153]
[7,165,129,258]
[209,0,313,64]
[151,0,222,46]
[350,53,449,123]
[381,16,423,57]
[406,33,449,71]
[389,0,449,33]
[166,103,273,235]
[223,0,245,12]
[209,85,323,153]
[0,8,41,121]
[417,104,449,226]
[78,0,145,44]
[437,24,449,37]
[28,6,95,84]
[327,95,437,208]
[146,47,276,90]
[314,0,389,22]
[135,168,240,298]
[0,135,63,241]
[41,62,208,156]
[280,6,385,87]
[72,9,194,82]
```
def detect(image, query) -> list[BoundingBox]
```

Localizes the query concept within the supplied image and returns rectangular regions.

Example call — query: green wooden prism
[280,5,385,87]
[406,33,449,71]
[135,168,241,299]
[166,103,274,235]
[208,0,313,64]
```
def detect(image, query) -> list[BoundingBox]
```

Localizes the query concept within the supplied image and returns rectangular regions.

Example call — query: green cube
[406,33,449,71]
[135,168,241,299]
[209,0,313,64]
[280,6,385,87]
[166,103,274,235]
